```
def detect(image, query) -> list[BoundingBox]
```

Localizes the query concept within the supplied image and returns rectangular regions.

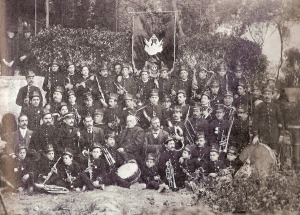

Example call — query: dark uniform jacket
[224,158,243,175]
[231,118,250,152]
[208,119,230,145]
[57,161,82,187]
[158,77,173,100]
[35,156,60,183]
[173,78,193,101]
[82,156,109,182]
[21,106,43,131]
[204,159,226,175]
[140,164,160,184]
[96,74,117,99]
[118,76,138,95]
[16,85,43,109]
[136,78,155,103]
[191,145,210,169]
[30,124,58,152]
[57,125,80,155]
[42,71,65,102]
[252,101,284,150]
[79,127,105,151]
[142,104,164,128]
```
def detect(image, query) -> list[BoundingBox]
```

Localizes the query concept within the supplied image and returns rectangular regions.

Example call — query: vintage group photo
[0,0,300,214]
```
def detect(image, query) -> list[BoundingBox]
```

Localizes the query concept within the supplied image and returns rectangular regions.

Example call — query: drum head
[240,143,277,177]
[117,163,138,179]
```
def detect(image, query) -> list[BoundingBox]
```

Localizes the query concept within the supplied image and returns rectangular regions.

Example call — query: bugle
[102,147,116,169]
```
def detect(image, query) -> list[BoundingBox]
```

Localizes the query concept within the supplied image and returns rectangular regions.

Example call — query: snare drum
[117,162,141,185]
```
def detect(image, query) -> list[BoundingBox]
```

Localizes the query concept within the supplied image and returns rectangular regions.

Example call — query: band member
[121,93,142,127]
[144,117,169,156]
[188,104,209,135]
[142,89,163,129]
[199,91,213,121]
[230,62,247,95]
[251,84,263,111]
[44,86,65,115]
[35,144,61,185]
[57,148,94,191]
[81,92,102,119]
[223,91,236,121]
[178,145,197,186]
[223,146,243,176]
[64,61,80,97]
[233,80,250,108]
[215,62,232,95]
[195,66,215,100]
[140,153,168,192]
[252,86,285,152]
[191,132,210,169]
[208,104,230,146]
[204,144,226,178]
[21,91,43,131]
[42,60,65,103]
[93,109,108,132]
[30,110,58,153]
[111,62,122,81]
[103,93,122,133]
[158,65,173,101]
[67,90,83,127]
[16,71,43,112]
[173,66,193,101]
[136,68,156,105]
[158,137,183,190]
[56,103,69,127]
[161,95,173,126]
[82,143,108,190]
[116,115,145,165]
[103,132,125,168]
[209,80,223,109]
[231,104,250,152]
[176,90,190,120]
[116,63,137,96]
[97,63,117,100]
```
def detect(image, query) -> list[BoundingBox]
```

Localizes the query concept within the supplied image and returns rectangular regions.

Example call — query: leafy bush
[30,26,131,74]
[197,171,300,212]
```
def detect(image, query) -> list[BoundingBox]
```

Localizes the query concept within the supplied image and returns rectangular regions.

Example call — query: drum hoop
[117,163,141,185]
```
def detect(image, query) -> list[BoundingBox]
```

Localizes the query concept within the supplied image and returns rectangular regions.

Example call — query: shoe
[82,185,86,192]
[100,184,105,190]
[158,184,166,193]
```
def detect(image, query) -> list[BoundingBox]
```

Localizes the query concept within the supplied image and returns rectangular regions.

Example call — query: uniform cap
[26,70,35,77]
[68,90,76,96]
[150,89,159,97]
[160,64,169,72]
[173,106,182,113]
[54,86,64,94]
[140,67,149,73]
[224,91,233,97]
[62,112,74,119]
[122,63,131,69]
[210,79,219,87]
[228,146,238,155]
[66,61,74,68]
[201,91,211,99]
[45,144,54,152]
[94,109,104,116]
[238,80,246,88]
[63,148,73,156]
[124,93,134,100]
[162,95,171,102]
[237,104,248,112]
[192,104,201,111]
[30,91,40,99]
[42,109,52,117]
[215,104,225,112]
[210,144,219,153]
[177,89,186,96]
[252,85,261,91]
[262,85,274,93]
[183,145,192,153]
[91,143,102,150]
[52,60,59,66]
[100,64,108,70]
[195,131,205,139]
[179,65,188,71]
[146,153,156,161]
[109,93,118,100]
[164,136,175,145]
[105,131,116,139]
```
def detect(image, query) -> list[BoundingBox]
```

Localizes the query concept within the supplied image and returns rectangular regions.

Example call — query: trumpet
[166,159,177,191]
[102,147,116,169]
[219,112,235,153]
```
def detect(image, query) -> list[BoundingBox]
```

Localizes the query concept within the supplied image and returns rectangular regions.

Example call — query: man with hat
[136,67,156,104]
[158,64,173,100]
[93,109,108,132]
[1,25,18,75]
[161,95,173,125]
[42,60,65,103]
[188,103,209,135]
[191,132,210,170]
[116,63,137,96]
[21,90,43,131]
[231,104,250,153]
[57,112,81,158]
[103,93,122,133]
[204,144,226,178]
[233,80,250,108]
[173,65,193,101]
[165,105,186,141]
[45,86,65,115]
[199,91,213,121]
[142,89,163,129]
[209,79,223,108]
[81,91,102,119]
[97,63,117,100]
[121,93,142,127]
[67,89,83,127]
[35,144,61,185]
[64,61,80,94]
[208,104,230,145]
[30,109,59,153]
[230,62,247,94]
[195,66,215,99]
[224,145,243,176]
[16,70,43,111]
[175,90,190,120]
[223,91,236,121]
[252,85,285,152]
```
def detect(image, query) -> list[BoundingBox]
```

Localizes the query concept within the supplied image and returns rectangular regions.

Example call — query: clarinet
[87,150,93,180]
[43,157,61,185]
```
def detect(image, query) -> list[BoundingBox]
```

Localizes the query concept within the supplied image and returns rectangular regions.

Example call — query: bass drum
[117,161,141,185]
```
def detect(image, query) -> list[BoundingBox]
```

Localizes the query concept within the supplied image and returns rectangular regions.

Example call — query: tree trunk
[276,22,284,81]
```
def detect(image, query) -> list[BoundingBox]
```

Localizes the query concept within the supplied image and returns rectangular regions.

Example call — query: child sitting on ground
[140,153,169,192]
[179,145,197,190]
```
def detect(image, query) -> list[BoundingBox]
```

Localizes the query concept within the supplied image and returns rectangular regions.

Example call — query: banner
[132,12,176,72]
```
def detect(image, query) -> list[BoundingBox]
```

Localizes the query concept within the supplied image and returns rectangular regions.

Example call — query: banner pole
[173,12,177,70]
[132,14,136,71]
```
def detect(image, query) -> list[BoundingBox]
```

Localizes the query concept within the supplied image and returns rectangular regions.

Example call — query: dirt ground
[1,185,220,215]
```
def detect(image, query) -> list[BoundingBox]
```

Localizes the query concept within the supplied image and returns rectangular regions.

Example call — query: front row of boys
[5,121,243,193]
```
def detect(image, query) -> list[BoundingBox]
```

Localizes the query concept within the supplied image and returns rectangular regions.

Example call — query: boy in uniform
[103,93,122,133]
[209,80,223,109]
[178,145,197,188]
[191,132,210,170]
[158,65,173,101]
[173,66,193,102]
[93,109,108,132]
[136,68,156,105]
[67,90,83,127]
[233,80,250,108]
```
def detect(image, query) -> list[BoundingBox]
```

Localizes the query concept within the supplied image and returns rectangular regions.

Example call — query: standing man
[16,71,43,111]
[252,86,285,152]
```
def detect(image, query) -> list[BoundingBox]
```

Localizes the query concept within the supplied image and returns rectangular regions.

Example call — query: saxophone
[166,159,177,190]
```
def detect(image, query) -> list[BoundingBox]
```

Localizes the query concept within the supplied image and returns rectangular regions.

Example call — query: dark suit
[144,128,169,155]
[79,127,105,151]
[30,124,58,152]
[5,128,33,155]
[117,125,145,164]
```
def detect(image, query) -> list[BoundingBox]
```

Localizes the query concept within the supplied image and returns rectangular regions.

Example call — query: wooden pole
[46,0,49,28]
[35,0,37,35]
[115,0,118,32]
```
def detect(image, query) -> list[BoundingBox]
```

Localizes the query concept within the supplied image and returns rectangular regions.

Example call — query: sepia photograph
[0,0,300,214]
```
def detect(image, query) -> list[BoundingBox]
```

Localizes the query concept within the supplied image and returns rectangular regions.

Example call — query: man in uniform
[16,70,43,112]
[252,86,285,152]
[173,66,193,101]
[30,110,58,153]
